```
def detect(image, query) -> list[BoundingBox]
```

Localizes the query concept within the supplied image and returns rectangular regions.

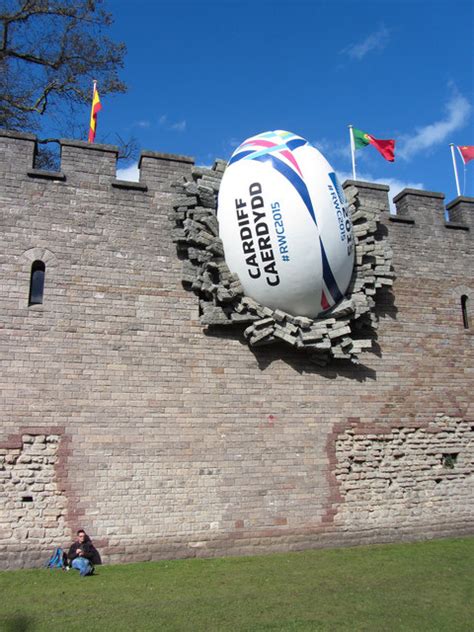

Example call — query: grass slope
[0,538,473,631]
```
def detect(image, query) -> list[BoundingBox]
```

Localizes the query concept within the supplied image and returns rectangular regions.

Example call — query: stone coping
[446,195,474,210]
[444,221,469,231]
[112,179,148,191]
[388,214,415,224]
[59,138,119,154]
[342,180,390,192]
[139,150,195,166]
[393,188,445,203]
[27,169,66,181]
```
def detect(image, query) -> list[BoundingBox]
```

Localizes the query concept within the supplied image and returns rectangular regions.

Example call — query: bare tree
[0,0,126,133]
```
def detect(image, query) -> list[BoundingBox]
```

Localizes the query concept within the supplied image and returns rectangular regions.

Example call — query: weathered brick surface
[0,434,66,539]
[0,130,472,569]
[335,414,473,530]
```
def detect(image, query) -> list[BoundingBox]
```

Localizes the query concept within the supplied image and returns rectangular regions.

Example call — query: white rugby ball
[217,130,354,318]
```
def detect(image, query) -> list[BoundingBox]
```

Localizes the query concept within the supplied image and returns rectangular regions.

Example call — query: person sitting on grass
[67,529,96,576]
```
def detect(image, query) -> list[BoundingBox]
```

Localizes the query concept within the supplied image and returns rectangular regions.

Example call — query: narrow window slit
[461,295,469,329]
[29,260,45,305]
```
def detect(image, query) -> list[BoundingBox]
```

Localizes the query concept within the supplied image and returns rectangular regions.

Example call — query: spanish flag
[87,83,102,143]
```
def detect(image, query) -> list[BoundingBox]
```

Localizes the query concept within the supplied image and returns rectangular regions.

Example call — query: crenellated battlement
[0,128,195,193]
[343,179,473,231]
[2,129,472,230]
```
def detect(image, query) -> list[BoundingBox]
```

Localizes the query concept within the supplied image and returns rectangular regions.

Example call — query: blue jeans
[71,557,93,576]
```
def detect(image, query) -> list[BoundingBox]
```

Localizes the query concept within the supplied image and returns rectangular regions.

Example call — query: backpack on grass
[45,547,67,569]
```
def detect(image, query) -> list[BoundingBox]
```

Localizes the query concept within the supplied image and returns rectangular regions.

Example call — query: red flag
[366,135,395,162]
[457,145,474,164]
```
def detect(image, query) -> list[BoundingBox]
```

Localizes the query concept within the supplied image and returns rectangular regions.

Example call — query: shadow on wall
[202,259,398,382]
[373,285,398,321]
[91,544,102,566]
[204,326,378,382]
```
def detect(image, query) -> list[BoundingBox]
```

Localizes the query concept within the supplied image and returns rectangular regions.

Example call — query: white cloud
[136,120,150,128]
[116,162,140,182]
[312,137,349,161]
[170,120,186,132]
[341,25,390,60]
[399,92,472,160]
[159,114,187,133]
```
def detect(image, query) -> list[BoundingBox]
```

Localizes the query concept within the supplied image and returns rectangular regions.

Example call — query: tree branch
[4,48,63,69]
[0,0,126,132]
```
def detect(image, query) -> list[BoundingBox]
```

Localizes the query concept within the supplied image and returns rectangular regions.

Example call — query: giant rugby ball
[217,130,354,318]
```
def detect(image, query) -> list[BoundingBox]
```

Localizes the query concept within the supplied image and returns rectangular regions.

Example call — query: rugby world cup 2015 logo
[217,130,355,318]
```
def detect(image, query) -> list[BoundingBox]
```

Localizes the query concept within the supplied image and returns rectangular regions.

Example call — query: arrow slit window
[29,260,46,306]
[461,294,469,329]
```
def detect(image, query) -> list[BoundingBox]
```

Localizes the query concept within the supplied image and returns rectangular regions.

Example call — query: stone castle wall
[0,129,473,569]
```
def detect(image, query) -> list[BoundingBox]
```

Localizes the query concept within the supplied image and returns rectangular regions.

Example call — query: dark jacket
[67,535,95,562]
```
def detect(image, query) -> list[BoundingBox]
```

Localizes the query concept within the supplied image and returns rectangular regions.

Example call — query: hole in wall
[441,453,458,469]
[21,496,33,503]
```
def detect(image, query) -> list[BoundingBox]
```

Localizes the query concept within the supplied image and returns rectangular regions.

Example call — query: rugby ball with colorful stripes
[217,130,354,318]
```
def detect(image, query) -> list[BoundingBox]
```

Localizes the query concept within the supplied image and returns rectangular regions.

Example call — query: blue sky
[95,0,473,202]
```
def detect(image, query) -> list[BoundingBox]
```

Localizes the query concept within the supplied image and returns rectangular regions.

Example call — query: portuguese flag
[353,127,395,162]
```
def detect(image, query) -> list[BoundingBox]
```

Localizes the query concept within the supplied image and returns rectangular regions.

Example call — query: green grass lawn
[1,538,473,631]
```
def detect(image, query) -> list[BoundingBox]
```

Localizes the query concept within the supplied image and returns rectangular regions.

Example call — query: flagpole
[449,143,461,197]
[349,125,356,180]
[456,145,469,195]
